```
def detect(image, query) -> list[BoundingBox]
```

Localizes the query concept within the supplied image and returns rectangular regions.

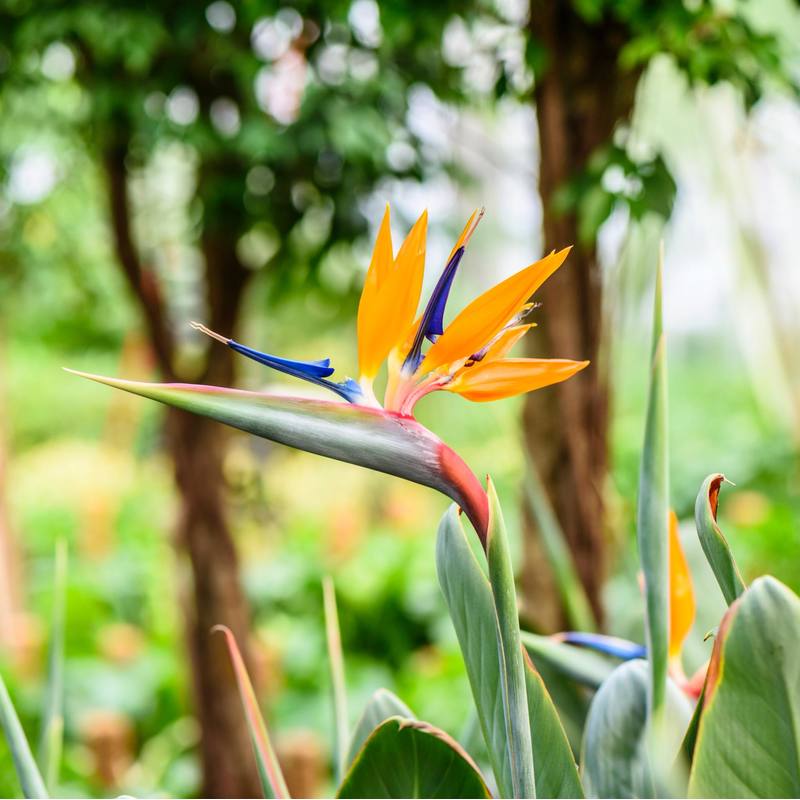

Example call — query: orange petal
[669,510,696,658]
[357,206,394,376]
[420,247,571,374]
[481,324,534,362]
[445,357,588,402]
[358,210,427,379]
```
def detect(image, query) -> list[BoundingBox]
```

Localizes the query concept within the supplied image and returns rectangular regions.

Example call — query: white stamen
[190,320,230,345]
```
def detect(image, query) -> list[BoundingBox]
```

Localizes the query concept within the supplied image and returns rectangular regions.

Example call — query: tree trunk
[105,137,261,797]
[521,6,640,629]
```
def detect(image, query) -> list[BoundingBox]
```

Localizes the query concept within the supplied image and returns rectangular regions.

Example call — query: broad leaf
[0,672,48,799]
[214,626,289,799]
[484,480,536,798]
[39,539,67,792]
[437,499,579,798]
[337,717,490,799]
[688,577,800,798]
[323,576,349,782]
[693,474,745,606]
[636,260,669,716]
[346,689,415,769]
[581,660,691,799]
[68,371,489,539]
[523,655,584,799]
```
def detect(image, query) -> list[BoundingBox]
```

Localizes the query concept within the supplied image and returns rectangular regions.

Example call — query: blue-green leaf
[0,673,49,799]
[337,717,490,799]
[636,259,669,717]
[345,689,415,769]
[323,576,349,783]
[693,474,745,606]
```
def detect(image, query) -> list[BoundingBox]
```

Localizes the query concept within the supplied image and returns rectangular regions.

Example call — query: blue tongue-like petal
[402,246,465,372]
[425,250,463,343]
[227,340,362,403]
[228,341,334,378]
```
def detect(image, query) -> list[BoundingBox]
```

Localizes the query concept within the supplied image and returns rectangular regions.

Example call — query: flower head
[193,206,589,416]
[70,207,588,547]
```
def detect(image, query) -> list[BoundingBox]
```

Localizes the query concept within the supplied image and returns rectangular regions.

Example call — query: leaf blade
[0,672,49,799]
[214,625,289,799]
[636,259,670,717]
[484,480,536,798]
[693,474,745,606]
[337,717,490,799]
[323,576,349,783]
[345,689,415,769]
[688,577,800,798]
[39,539,67,792]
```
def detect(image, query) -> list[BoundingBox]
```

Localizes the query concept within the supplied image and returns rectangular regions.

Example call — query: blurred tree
[0,0,466,794]
[517,1,793,627]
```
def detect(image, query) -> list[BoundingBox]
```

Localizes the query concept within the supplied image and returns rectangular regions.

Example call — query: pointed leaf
[437,497,579,799]
[523,655,584,799]
[693,474,745,606]
[323,577,349,783]
[214,626,289,799]
[636,260,669,717]
[688,577,800,798]
[484,480,536,798]
[0,673,48,799]
[580,660,691,799]
[337,717,490,799]
[68,372,489,540]
[39,540,67,791]
[345,689,415,769]
[437,505,515,797]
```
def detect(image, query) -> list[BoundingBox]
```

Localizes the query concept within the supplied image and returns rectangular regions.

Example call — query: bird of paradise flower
[70,207,588,546]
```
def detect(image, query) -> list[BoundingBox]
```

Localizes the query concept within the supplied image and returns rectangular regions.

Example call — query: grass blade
[322,576,349,783]
[636,253,670,718]
[694,474,745,605]
[213,625,289,799]
[0,672,48,798]
[39,539,67,791]
[523,453,596,632]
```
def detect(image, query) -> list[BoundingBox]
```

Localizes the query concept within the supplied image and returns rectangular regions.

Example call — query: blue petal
[425,247,464,343]
[229,341,334,378]
[228,340,362,404]
[558,632,646,660]
[402,246,465,373]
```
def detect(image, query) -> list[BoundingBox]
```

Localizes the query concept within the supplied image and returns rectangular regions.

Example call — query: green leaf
[346,689,415,769]
[323,576,349,783]
[520,632,615,690]
[636,256,670,716]
[693,474,745,605]
[485,480,536,798]
[437,493,579,799]
[580,660,691,799]
[436,505,515,797]
[522,453,595,632]
[39,539,67,792]
[688,577,800,798]
[523,657,584,799]
[214,626,289,799]
[68,371,488,539]
[337,717,490,799]
[0,672,49,799]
